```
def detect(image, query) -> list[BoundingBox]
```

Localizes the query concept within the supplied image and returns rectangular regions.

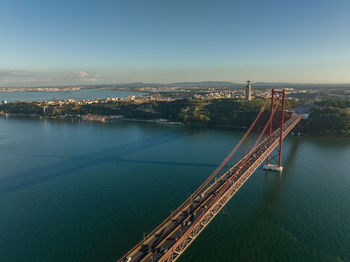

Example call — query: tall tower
[245,80,252,101]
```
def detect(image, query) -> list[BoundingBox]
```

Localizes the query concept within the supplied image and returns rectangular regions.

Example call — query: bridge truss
[118,89,302,262]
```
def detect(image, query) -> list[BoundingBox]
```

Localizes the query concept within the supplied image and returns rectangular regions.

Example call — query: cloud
[73,71,99,82]
[0,69,34,78]
[74,71,89,78]
[23,77,52,83]
[0,69,101,87]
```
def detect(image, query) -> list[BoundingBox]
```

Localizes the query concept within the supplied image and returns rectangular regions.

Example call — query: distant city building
[245,80,252,101]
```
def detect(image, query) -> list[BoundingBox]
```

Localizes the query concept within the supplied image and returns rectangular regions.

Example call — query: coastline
[2,112,350,138]
[0,112,181,125]
[1,97,349,137]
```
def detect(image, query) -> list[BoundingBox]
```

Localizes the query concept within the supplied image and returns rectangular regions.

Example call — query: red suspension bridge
[118,89,302,262]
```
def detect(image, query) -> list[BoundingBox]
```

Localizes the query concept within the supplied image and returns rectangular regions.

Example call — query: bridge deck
[120,114,302,262]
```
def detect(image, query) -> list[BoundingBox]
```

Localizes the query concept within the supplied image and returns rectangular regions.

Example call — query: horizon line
[1,81,350,89]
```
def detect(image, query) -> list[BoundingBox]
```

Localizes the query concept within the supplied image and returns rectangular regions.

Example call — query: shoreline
[0,112,311,137]
[0,112,181,126]
[1,97,349,137]
[1,113,349,138]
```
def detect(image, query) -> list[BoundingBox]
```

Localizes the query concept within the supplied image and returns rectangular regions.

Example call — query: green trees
[0,102,44,115]
[305,101,350,136]
[1,98,349,136]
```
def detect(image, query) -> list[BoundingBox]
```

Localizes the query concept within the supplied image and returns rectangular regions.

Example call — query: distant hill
[90,82,350,90]
[4,82,350,90]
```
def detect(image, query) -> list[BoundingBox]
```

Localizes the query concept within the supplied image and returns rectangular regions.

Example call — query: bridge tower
[263,88,286,172]
[117,88,302,262]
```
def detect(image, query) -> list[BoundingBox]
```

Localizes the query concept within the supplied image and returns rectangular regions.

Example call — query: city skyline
[1,0,350,87]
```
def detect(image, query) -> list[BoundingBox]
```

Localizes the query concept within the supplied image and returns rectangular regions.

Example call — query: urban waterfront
[0,89,145,102]
[0,118,349,261]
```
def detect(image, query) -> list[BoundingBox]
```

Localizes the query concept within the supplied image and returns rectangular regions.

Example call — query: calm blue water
[0,118,349,261]
[0,89,145,102]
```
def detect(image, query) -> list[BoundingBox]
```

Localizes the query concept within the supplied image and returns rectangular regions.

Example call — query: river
[0,117,349,261]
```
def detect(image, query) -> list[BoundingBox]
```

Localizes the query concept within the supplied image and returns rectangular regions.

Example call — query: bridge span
[118,89,302,262]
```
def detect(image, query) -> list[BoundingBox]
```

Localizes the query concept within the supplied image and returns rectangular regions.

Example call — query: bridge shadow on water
[259,137,300,213]
[206,138,302,261]
[227,137,344,261]
[112,158,217,168]
[0,130,216,196]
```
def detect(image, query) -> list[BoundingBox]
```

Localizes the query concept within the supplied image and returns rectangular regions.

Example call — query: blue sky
[1,0,350,87]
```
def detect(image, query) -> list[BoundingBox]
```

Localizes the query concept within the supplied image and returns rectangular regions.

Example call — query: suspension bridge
[118,89,302,262]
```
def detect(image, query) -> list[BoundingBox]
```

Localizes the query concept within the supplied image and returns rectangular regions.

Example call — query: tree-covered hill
[304,100,350,136]
[1,98,350,136]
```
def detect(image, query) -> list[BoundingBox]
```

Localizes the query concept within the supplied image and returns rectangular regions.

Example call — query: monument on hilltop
[245,80,252,101]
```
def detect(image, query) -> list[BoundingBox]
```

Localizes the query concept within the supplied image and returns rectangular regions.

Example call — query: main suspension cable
[117,99,270,261]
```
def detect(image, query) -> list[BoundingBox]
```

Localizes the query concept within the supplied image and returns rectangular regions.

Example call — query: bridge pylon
[117,88,302,262]
[263,88,286,172]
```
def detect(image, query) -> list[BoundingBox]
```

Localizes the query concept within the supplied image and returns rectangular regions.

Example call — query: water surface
[0,118,349,261]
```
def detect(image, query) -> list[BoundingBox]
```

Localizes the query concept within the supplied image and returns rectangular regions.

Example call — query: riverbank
[0,98,349,136]
[0,112,181,126]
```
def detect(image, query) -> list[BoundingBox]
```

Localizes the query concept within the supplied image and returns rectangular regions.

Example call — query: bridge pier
[263,164,283,172]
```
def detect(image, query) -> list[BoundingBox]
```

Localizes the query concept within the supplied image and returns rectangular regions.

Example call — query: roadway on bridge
[121,115,301,262]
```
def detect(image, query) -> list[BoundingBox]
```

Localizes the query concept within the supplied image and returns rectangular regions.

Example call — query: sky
[1,0,350,87]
